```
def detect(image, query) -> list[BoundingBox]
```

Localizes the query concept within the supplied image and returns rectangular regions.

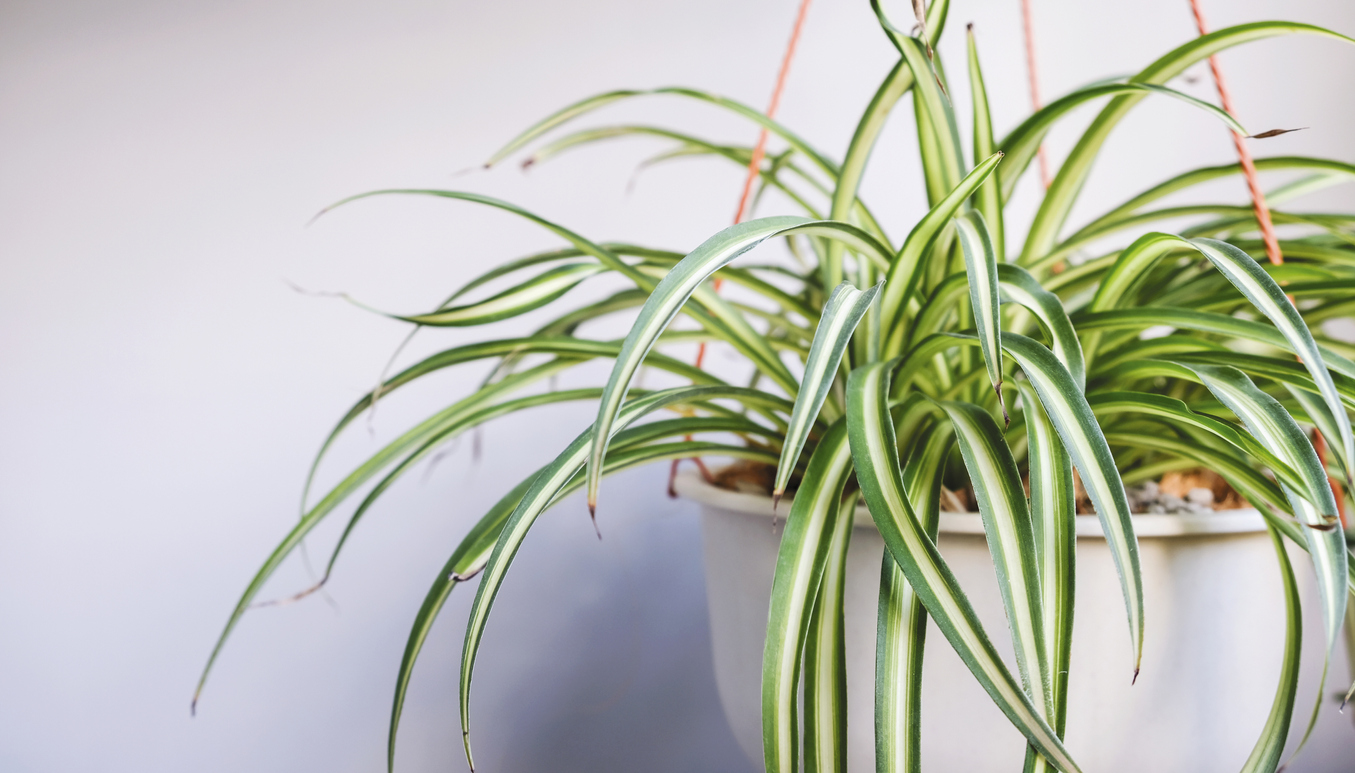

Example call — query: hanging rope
[1019,0,1051,189]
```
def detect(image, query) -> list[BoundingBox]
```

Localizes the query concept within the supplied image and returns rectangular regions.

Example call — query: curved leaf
[881,152,1006,355]
[1000,333,1143,677]
[998,82,1246,202]
[458,385,790,768]
[1021,21,1355,263]
[955,211,1005,415]
[846,359,1082,773]
[775,281,883,501]
[875,422,951,773]
[587,216,894,511]
[934,399,1049,713]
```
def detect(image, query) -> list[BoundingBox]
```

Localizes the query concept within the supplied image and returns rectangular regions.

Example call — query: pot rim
[674,472,1268,538]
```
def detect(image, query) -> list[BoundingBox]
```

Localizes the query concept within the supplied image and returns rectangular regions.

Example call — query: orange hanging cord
[1188,0,1346,526]
[669,0,814,496]
[1019,0,1051,189]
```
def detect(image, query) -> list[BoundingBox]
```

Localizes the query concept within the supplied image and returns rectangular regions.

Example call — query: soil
[707,461,1247,514]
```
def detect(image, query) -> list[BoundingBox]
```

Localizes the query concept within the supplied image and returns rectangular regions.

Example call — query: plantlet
[198,2,1355,771]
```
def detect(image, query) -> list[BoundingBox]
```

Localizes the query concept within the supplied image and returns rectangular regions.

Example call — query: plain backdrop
[2,0,1354,771]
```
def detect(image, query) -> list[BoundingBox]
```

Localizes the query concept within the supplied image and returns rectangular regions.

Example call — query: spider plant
[198,2,1355,771]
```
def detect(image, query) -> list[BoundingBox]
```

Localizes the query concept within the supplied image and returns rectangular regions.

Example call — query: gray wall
[1,0,1353,771]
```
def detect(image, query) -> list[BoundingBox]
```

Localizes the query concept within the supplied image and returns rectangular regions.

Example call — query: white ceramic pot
[677,472,1335,773]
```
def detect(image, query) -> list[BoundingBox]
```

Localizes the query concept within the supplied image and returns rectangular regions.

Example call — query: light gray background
[2,0,1354,771]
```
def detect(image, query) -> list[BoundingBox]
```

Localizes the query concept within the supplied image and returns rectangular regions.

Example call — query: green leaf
[966,24,1004,261]
[824,59,914,291]
[1190,237,1354,483]
[899,36,965,199]
[1021,21,1355,264]
[763,421,855,773]
[485,86,840,177]
[955,211,1005,418]
[846,360,1082,773]
[1086,391,1304,493]
[999,332,1143,678]
[1178,363,1346,656]
[996,265,1085,389]
[587,216,894,512]
[1076,306,1355,381]
[998,82,1246,204]
[875,422,951,773]
[457,385,790,769]
[394,263,605,326]
[933,399,1049,715]
[1016,382,1075,773]
[804,490,857,773]
[1078,156,1355,237]
[775,281,883,501]
[389,435,776,771]
[880,152,1005,355]
[1083,232,1355,475]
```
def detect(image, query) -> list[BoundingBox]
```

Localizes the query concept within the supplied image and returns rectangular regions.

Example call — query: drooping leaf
[933,399,1049,713]
[775,280,883,502]
[1021,21,1355,263]
[999,333,1143,678]
[1017,382,1076,773]
[763,421,855,773]
[875,422,951,773]
[804,490,857,773]
[846,359,1082,773]
[458,385,792,769]
[587,216,894,512]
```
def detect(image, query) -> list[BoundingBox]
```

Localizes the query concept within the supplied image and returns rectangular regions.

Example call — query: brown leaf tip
[1248,127,1307,139]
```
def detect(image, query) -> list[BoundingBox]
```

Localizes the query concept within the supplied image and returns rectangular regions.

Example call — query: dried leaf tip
[1248,127,1307,139]
[1132,667,1140,686]
[771,491,783,512]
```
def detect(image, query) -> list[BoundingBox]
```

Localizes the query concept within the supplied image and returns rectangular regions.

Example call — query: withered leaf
[1249,127,1308,139]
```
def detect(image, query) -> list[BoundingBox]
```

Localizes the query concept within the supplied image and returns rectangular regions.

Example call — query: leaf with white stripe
[997,82,1246,202]
[999,332,1143,679]
[846,360,1082,773]
[395,263,605,326]
[967,24,1004,261]
[876,422,952,773]
[996,265,1085,389]
[762,421,855,773]
[1017,382,1076,773]
[803,490,856,773]
[1190,237,1354,484]
[587,216,893,513]
[934,400,1049,714]
[1178,362,1346,655]
[955,211,1006,420]
[457,385,790,769]
[880,152,1005,355]
[774,280,882,503]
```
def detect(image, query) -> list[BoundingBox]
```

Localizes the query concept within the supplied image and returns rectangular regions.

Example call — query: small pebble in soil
[1126,479,1217,514]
